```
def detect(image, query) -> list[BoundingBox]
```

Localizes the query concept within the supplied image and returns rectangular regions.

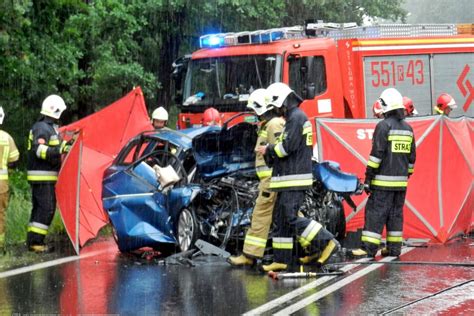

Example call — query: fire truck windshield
[182,54,281,110]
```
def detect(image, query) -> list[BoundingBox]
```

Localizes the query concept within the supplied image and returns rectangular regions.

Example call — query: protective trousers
[272,190,334,264]
[27,183,56,246]
[0,191,8,237]
[243,177,277,258]
[361,189,405,256]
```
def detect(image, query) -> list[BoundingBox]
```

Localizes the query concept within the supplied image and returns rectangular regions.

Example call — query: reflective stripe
[387,231,403,236]
[367,160,380,168]
[27,170,58,181]
[374,175,408,181]
[299,220,322,247]
[388,130,413,136]
[30,221,49,230]
[369,155,382,163]
[361,235,381,245]
[36,144,49,160]
[388,135,413,142]
[372,175,408,187]
[27,222,49,235]
[9,150,19,160]
[387,236,403,242]
[367,155,381,168]
[408,163,414,174]
[408,168,414,174]
[27,131,33,150]
[303,121,313,146]
[362,230,382,239]
[371,180,407,187]
[258,130,268,138]
[275,142,288,158]
[256,166,272,179]
[244,235,267,248]
[270,173,313,189]
[48,139,60,145]
[273,237,293,249]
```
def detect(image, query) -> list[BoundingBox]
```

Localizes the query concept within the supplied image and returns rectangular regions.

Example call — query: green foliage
[5,170,65,246]
[0,0,407,245]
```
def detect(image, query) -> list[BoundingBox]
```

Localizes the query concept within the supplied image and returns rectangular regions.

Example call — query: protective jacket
[366,109,416,191]
[242,115,284,258]
[27,116,66,182]
[255,117,285,179]
[266,107,313,191]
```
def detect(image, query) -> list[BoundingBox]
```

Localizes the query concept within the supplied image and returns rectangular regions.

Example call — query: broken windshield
[183,54,281,108]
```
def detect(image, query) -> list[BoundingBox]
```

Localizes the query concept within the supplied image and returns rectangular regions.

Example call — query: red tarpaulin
[316,115,473,243]
[56,87,152,253]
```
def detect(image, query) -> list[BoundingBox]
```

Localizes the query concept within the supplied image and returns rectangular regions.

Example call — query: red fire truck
[172,22,474,129]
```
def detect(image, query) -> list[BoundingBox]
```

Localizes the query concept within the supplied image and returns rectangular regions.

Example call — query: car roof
[143,126,221,150]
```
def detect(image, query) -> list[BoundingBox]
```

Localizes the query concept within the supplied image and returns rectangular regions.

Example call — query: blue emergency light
[200,34,225,48]
[199,26,303,48]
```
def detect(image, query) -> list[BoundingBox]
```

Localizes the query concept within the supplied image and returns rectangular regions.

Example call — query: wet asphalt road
[0,236,472,315]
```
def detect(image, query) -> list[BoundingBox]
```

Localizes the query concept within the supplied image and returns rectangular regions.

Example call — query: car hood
[192,122,257,180]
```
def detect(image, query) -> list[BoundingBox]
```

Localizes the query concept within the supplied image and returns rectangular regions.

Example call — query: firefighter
[434,93,457,116]
[0,107,20,253]
[228,89,284,266]
[372,100,384,118]
[151,106,169,129]
[403,96,418,117]
[352,88,416,258]
[27,94,69,253]
[202,107,222,127]
[257,83,340,272]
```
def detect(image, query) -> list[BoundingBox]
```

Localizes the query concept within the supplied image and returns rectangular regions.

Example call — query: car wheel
[177,208,199,252]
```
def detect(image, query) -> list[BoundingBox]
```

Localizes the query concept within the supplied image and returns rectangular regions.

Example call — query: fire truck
[172,22,474,129]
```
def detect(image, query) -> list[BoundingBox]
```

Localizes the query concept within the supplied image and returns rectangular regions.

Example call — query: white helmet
[0,107,4,125]
[266,82,294,108]
[247,89,273,116]
[152,106,168,121]
[379,88,404,113]
[41,94,67,119]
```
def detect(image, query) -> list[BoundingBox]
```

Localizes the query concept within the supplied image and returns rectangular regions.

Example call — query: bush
[5,170,65,247]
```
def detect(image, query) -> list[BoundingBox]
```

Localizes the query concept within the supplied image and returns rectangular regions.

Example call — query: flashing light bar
[199,26,303,48]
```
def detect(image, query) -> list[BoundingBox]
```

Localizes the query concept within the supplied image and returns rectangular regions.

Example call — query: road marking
[0,248,110,279]
[243,258,373,316]
[273,248,414,315]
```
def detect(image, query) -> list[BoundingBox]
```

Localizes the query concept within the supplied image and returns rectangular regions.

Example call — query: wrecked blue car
[102,122,259,253]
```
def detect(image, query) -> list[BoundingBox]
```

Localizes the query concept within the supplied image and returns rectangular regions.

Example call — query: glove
[363,178,372,195]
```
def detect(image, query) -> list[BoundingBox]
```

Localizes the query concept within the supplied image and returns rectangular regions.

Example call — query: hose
[330,260,474,268]
[380,279,473,315]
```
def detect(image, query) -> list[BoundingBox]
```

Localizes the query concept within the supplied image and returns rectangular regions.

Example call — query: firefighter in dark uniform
[257,83,340,272]
[228,89,284,266]
[352,88,416,258]
[27,94,69,253]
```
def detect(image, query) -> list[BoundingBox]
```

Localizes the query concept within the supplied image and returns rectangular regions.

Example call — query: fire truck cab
[173,23,474,129]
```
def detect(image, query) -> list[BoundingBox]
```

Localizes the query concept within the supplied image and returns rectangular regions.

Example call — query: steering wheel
[148,150,189,186]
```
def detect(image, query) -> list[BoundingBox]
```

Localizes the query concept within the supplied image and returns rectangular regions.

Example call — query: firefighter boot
[380,248,400,257]
[350,248,375,259]
[299,252,320,264]
[262,262,288,272]
[228,254,254,267]
[317,239,341,267]
[28,244,54,253]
